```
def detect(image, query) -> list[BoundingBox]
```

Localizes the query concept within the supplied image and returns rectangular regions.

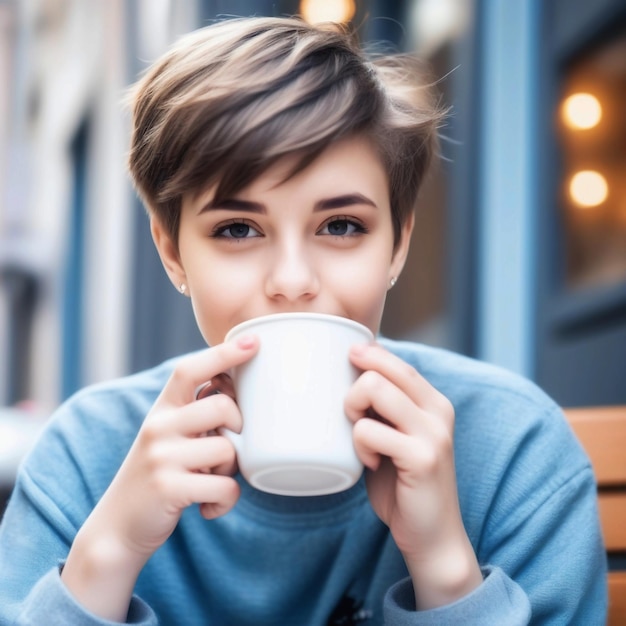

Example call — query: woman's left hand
[345,343,483,610]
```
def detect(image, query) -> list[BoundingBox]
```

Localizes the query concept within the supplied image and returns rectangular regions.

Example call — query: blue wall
[477,0,540,378]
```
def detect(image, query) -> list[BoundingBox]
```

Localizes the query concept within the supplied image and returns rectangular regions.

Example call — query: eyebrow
[198,193,378,215]
[315,193,378,211]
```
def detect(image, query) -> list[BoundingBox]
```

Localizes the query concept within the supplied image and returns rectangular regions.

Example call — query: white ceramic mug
[223,312,373,496]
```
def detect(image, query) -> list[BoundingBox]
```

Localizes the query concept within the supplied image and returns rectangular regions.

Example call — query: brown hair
[127,16,445,248]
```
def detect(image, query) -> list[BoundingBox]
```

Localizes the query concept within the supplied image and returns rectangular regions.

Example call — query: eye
[318,217,368,237]
[212,220,262,240]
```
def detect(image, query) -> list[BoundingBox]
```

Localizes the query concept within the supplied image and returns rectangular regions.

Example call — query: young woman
[0,17,606,625]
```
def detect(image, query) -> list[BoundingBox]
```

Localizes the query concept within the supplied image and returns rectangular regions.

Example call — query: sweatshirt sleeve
[16,565,157,626]
[0,469,157,626]
[383,566,530,625]
[0,382,159,625]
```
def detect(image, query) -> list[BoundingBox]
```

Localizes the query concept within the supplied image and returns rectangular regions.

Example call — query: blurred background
[1,0,626,500]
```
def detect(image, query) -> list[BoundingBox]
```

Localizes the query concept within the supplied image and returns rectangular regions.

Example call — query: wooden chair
[564,406,626,626]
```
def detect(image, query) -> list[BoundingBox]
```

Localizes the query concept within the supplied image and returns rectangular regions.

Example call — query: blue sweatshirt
[0,339,607,625]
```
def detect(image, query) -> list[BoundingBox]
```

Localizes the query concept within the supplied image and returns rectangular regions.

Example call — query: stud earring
[389,277,397,289]
[179,283,187,295]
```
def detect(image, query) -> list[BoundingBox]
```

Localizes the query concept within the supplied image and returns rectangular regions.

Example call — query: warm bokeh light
[299,0,356,24]
[562,93,602,130]
[569,170,608,208]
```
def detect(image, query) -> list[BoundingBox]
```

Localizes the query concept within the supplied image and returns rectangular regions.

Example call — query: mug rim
[225,312,374,342]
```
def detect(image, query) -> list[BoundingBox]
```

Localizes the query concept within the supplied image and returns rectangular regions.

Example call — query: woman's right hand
[61,334,258,621]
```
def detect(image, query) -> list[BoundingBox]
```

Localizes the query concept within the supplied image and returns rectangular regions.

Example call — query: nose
[264,239,320,303]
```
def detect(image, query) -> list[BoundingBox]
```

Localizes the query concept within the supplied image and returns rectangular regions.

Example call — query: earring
[389,277,397,289]
[179,283,187,295]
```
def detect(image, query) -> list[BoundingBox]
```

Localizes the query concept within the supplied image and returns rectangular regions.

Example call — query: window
[557,27,626,291]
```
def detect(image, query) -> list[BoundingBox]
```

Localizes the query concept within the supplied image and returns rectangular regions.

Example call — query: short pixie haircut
[127,16,444,248]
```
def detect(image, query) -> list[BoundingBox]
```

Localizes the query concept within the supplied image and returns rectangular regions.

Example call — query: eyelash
[210,219,261,240]
[210,216,369,240]
[317,216,368,237]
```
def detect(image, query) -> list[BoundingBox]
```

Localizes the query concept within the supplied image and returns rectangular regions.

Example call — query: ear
[150,217,187,292]
[389,212,415,283]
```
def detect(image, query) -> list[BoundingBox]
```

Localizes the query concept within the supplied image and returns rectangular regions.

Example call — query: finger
[158,335,259,407]
[345,370,431,436]
[176,392,244,436]
[183,474,241,519]
[210,452,239,478]
[174,434,237,474]
[351,418,383,470]
[145,392,242,441]
[349,343,454,425]
[353,417,432,475]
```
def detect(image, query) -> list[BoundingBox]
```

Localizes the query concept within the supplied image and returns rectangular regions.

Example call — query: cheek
[188,263,259,345]
[332,261,390,331]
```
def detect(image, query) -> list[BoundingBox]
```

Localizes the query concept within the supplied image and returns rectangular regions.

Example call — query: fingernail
[236,334,255,349]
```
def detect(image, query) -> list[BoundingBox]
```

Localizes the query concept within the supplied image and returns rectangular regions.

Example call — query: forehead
[188,135,390,209]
